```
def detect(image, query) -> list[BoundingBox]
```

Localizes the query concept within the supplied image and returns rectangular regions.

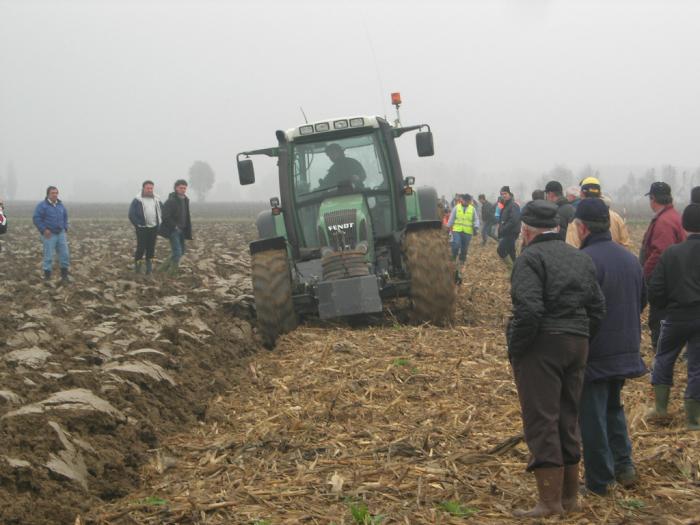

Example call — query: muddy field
[1,212,699,524]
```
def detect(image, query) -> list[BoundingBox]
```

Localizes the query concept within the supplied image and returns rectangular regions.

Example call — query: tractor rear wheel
[251,248,297,348]
[403,227,456,325]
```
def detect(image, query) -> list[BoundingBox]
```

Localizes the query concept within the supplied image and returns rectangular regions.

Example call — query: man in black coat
[497,185,521,268]
[508,200,605,517]
[647,203,700,430]
[478,194,497,245]
[158,179,192,274]
[574,198,648,494]
[545,180,575,240]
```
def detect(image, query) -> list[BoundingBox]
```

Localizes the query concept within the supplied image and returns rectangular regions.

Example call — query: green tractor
[237,114,456,346]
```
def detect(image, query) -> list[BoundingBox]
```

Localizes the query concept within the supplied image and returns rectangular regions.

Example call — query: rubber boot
[684,399,700,431]
[615,466,638,488]
[646,384,671,419]
[501,255,514,270]
[134,260,144,274]
[145,259,153,275]
[60,267,71,285]
[166,260,180,276]
[157,258,173,273]
[561,464,580,513]
[44,270,52,282]
[512,466,564,518]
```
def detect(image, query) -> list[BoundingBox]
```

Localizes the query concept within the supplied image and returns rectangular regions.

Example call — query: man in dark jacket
[545,180,575,240]
[574,198,648,494]
[0,199,6,253]
[158,179,192,274]
[497,185,521,268]
[32,186,71,283]
[128,180,163,275]
[647,203,700,430]
[640,182,686,350]
[692,186,700,203]
[478,194,497,245]
[508,200,605,517]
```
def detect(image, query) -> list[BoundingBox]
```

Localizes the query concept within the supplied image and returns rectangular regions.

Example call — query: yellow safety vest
[453,205,475,234]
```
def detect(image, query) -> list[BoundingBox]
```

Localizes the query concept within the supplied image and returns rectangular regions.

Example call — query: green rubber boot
[684,399,700,431]
[134,260,144,274]
[145,259,153,275]
[646,384,671,419]
[157,259,173,273]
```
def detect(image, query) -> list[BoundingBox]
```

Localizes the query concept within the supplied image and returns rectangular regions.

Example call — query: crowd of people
[442,178,699,516]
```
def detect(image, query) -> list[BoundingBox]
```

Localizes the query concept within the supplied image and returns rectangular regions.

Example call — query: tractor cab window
[292,133,388,198]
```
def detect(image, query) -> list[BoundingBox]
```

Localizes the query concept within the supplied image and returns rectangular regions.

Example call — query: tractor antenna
[300,107,309,124]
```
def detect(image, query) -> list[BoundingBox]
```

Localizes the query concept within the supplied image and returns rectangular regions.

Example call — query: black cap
[544,180,563,194]
[691,186,700,204]
[575,197,610,229]
[521,200,559,228]
[682,203,700,232]
[462,193,472,202]
[645,181,672,197]
[500,185,511,194]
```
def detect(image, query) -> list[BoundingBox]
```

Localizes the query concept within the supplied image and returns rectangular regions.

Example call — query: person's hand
[43,229,52,239]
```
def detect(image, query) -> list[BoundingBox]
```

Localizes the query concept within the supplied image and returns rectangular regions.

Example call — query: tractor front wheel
[251,248,297,348]
[403,227,456,325]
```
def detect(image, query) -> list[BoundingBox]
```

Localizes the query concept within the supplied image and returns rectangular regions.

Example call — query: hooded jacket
[159,192,192,239]
[580,231,648,382]
[128,193,163,228]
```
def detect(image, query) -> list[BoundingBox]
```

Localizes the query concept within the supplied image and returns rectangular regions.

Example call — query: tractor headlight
[349,118,364,127]
[299,125,314,135]
[356,241,369,254]
[315,122,330,132]
[333,119,349,129]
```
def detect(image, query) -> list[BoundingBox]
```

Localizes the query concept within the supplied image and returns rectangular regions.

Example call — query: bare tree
[188,161,216,202]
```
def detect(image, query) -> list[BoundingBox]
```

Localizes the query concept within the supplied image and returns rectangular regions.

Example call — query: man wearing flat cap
[574,198,647,494]
[647,203,700,430]
[640,181,686,350]
[565,177,631,249]
[508,199,605,517]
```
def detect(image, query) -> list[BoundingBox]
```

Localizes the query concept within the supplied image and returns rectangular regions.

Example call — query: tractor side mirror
[416,131,434,157]
[238,158,256,185]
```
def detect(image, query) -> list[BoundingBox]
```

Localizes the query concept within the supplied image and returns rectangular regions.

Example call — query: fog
[1,0,700,205]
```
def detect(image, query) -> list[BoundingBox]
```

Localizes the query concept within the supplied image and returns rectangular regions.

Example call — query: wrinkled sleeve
[647,254,668,309]
[507,254,545,357]
[565,221,580,248]
[33,203,46,233]
[612,213,632,249]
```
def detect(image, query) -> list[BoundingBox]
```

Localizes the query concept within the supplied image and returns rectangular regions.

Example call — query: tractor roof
[285,116,384,142]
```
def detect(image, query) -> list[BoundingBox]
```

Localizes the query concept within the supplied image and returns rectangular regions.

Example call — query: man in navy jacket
[574,198,648,495]
[32,186,71,283]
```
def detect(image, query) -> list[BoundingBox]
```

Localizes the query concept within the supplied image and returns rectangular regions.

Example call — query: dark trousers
[481,222,497,244]
[497,235,517,261]
[652,317,700,400]
[648,304,666,350]
[579,379,634,494]
[134,226,158,261]
[512,333,588,470]
[451,231,472,263]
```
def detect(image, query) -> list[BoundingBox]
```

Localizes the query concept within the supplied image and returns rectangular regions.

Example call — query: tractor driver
[319,143,366,189]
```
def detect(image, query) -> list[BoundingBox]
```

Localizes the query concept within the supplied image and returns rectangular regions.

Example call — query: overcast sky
[1,0,699,202]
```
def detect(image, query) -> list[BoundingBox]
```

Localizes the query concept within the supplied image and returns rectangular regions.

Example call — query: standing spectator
[478,194,497,245]
[531,189,545,201]
[128,180,163,275]
[566,186,581,209]
[33,186,71,283]
[0,199,6,252]
[647,203,700,430]
[447,194,479,275]
[545,180,575,240]
[565,177,631,249]
[508,200,605,517]
[640,182,686,350]
[691,186,700,203]
[158,179,192,274]
[574,198,648,494]
[497,186,521,269]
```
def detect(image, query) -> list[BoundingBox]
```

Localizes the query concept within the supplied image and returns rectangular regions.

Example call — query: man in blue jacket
[33,186,71,283]
[574,198,648,495]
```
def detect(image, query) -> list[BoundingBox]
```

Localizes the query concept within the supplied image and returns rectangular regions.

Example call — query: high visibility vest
[453,205,475,234]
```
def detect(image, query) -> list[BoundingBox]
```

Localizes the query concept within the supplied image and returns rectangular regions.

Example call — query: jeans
[648,304,666,351]
[134,226,159,261]
[652,317,700,400]
[579,379,634,494]
[41,231,70,271]
[169,231,186,264]
[451,231,472,263]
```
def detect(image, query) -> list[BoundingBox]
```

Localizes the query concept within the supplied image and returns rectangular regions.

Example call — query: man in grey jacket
[508,200,605,517]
